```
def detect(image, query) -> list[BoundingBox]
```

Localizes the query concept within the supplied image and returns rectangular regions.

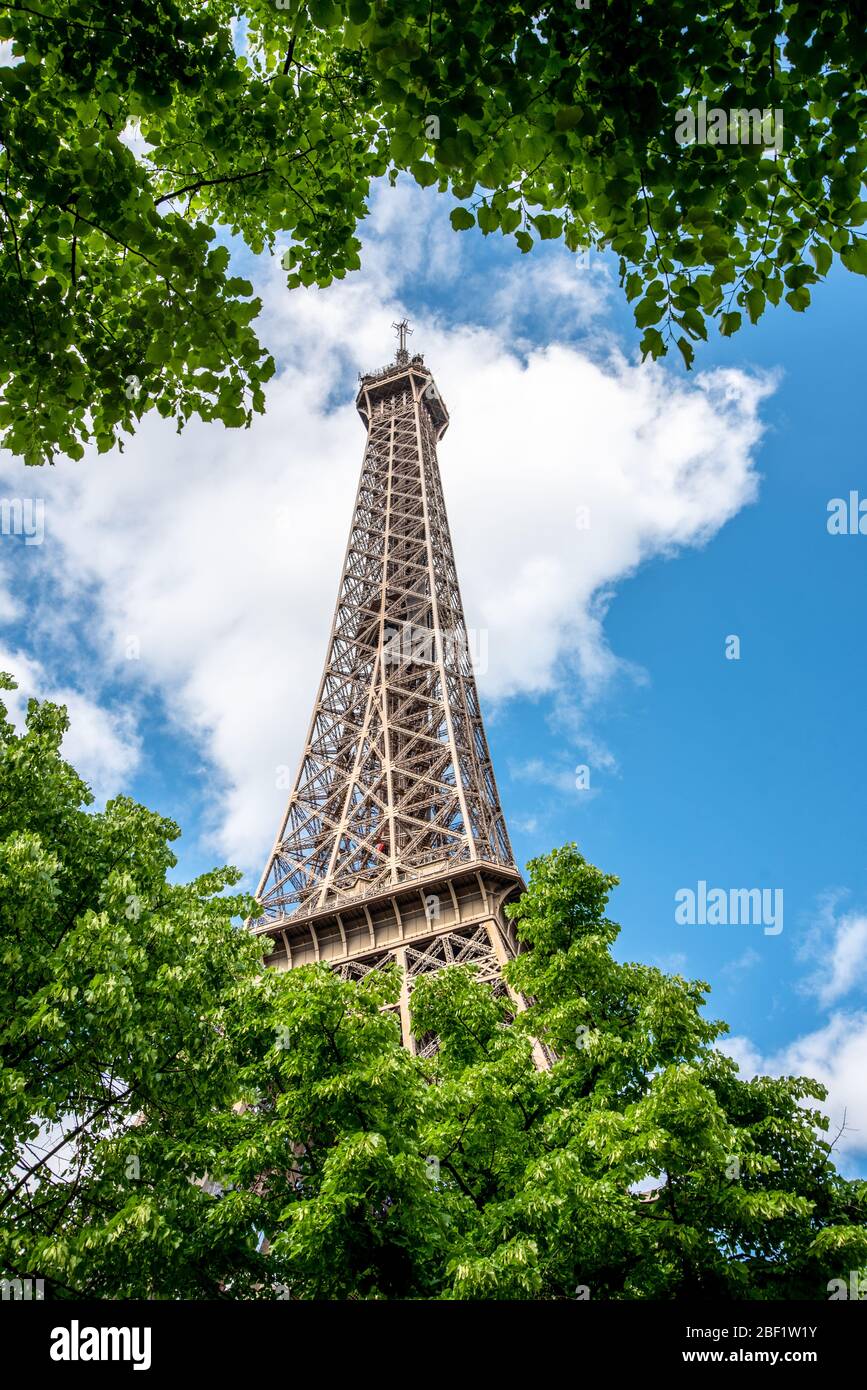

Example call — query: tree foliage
[0,674,271,1298]
[0,0,865,462]
[2,678,865,1299]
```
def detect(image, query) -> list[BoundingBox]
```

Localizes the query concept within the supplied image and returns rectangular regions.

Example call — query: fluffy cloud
[798,894,867,1007]
[0,180,775,874]
[722,1013,867,1172]
[0,645,139,804]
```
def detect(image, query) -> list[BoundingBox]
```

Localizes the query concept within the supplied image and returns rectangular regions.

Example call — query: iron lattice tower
[249,329,525,1051]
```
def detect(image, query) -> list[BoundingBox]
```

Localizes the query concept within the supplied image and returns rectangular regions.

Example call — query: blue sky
[1,176,865,1174]
[499,249,867,1174]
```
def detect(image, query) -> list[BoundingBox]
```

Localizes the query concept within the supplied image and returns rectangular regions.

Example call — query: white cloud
[487,251,613,338]
[442,344,772,701]
[510,756,599,800]
[721,1013,867,1170]
[721,947,762,979]
[0,180,776,875]
[798,894,867,1007]
[511,814,539,835]
[0,646,139,805]
[720,1034,764,1077]
[656,952,689,973]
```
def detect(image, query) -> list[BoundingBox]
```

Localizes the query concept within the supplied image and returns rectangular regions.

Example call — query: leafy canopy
[0,0,865,462]
[2,677,865,1299]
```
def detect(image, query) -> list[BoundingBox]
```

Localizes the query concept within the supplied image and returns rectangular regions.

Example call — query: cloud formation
[798,894,867,1007]
[0,645,139,805]
[722,1012,867,1172]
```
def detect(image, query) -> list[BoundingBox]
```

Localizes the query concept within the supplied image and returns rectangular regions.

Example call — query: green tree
[1,1,865,463]
[2,679,865,1299]
[0,674,448,1299]
[413,845,867,1298]
[0,673,272,1297]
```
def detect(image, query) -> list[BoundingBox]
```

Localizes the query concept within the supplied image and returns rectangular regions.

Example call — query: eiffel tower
[248,323,525,1051]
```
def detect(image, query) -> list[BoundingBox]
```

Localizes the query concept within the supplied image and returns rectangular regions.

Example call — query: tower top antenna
[392,318,413,363]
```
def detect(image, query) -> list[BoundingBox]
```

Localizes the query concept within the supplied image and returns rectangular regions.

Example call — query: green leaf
[841,238,867,275]
[449,207,475,231]
[554,106,584,131]
[411,161,438,188]
[745,287,765,324]
[634,296,666,328]
[533,213,562,240]
[639,327,666,360]
[625,273,643,303]
[477,203,498,234]
[785,286,811,311]
[676,336,695,370]
[810,242,833,277]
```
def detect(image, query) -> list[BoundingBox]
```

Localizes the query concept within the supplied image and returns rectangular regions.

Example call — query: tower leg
[394,945,416,1053]
[484,918,549,1070]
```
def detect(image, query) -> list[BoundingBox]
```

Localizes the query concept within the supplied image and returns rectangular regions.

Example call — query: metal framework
[248,331,524,1049]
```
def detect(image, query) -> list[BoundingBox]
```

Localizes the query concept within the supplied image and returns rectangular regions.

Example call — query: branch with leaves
[0,0,864,463]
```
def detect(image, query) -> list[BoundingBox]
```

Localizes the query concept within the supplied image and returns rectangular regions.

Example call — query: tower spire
[392,317,412,364]
[249,342,523,1052]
